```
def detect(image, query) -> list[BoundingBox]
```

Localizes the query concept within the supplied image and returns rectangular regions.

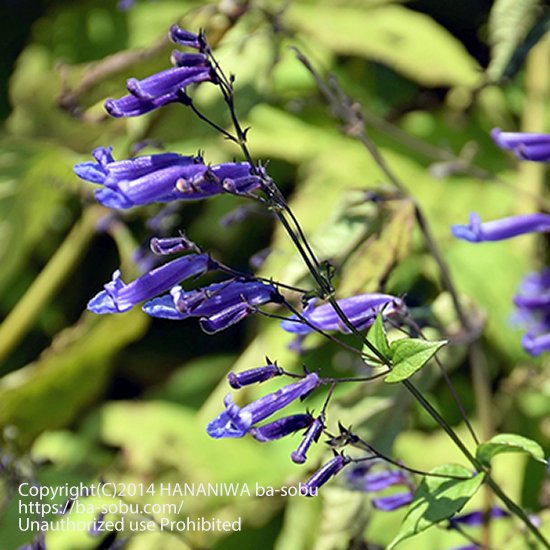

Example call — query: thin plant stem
[0,206,103,367]
[293,49,508,547]
[446,522,489,550]
[349,436,472,481]
[201,44,550,548]
[402,315,480,445]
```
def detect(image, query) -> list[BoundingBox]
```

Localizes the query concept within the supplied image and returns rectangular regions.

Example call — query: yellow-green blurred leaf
[286,3,481,87]
[339,201,415,295]
[0,309,148,447]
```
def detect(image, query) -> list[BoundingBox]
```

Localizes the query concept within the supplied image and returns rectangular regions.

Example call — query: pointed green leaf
[287,4,480,87]
[388,464,483,549]
[486,0,548,82]
[365,314,391,358]
[384,338,447,383]
[476,433,547,466]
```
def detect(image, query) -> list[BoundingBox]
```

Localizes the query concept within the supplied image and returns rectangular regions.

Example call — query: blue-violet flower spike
[451,212,550,242]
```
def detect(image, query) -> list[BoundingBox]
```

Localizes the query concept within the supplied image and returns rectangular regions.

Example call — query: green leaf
[486,0,548,82]
[384,338,447,383]
[287,3,480,87]
[275,494,322,550]
[339,201,415,295]
[388,464,483,549]
[0,139,83,296]
[0,309,148,447]
[476,433,547,466]
[365,314,391,358]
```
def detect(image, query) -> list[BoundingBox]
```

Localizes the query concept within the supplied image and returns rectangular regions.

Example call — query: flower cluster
[105,27,210,118]
[74,148,262,209]
[207,368,321,439]
[144,278,284,333]
[207,365,352,495]
[79,25,411,499]
[452,130,550,356]
[87,238,286,333]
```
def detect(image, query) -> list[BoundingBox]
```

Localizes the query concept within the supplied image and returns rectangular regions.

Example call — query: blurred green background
[1,0,549,548]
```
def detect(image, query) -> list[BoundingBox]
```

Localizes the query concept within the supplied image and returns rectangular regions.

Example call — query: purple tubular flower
[514,293,550,309]
[451,212,550,242]
[448,507,508,528]
[105,91,182,118]
[206,373,321,438]
[169,25,203,49]
[249,414,314,442]
[150,236,198,255]
[372,491,413,511]
[87,253,214,314]
[198,302,253,333]
[491,128,550,161]
[291,415,324,464]
[280,294,404,335]
[170,51,208,67]
[514,268,550,312]
[347,464,410,494]
[75,147,204,208]
[227,364,283,389]
[126,66,211,100]
[512,268,550,356]
[300,454,350,496]
[143,279,283,333]
[363,470,408,492]
[522,332,550,356]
